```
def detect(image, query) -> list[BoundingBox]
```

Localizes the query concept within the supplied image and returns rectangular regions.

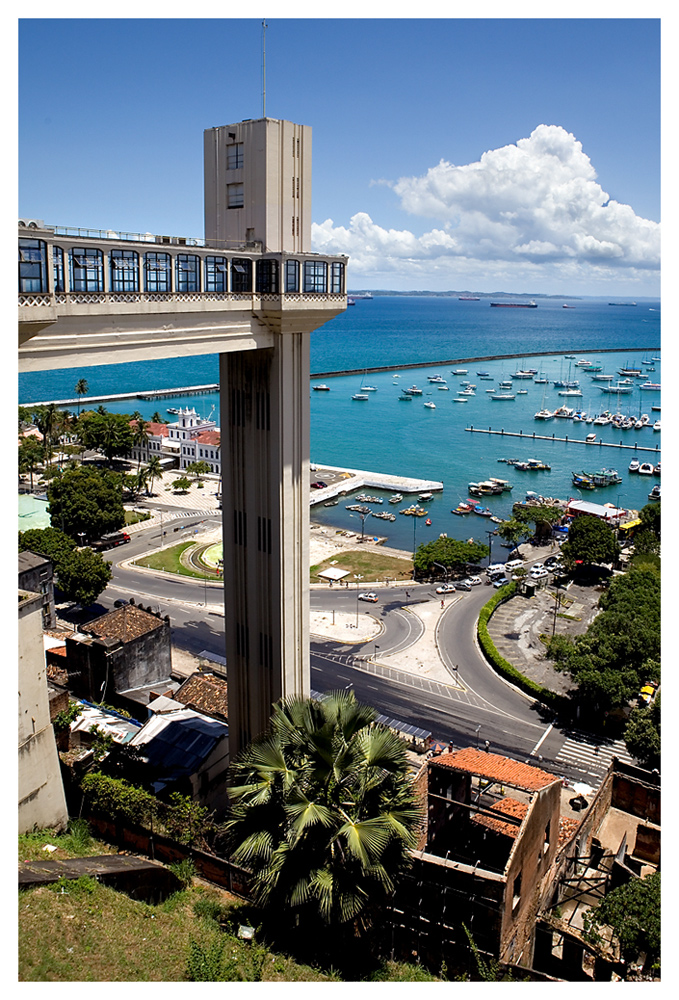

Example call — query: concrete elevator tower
[205,118,325,756]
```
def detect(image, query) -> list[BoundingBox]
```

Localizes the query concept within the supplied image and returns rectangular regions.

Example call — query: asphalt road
[97,518,626,784]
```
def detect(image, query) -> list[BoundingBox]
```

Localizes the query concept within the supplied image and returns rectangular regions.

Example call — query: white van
[505,559,525,572]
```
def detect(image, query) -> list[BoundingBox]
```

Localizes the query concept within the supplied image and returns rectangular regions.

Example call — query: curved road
[99,519,624,784]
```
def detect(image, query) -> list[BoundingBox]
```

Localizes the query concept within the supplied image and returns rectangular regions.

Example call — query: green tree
[31,403,62,465]
[55,547,112,606]
[173,476,192,493]
[130,412,148,472]
[47,466,125,541]
[560,514,620,569]
[513,503,563,541]
[145,455,163,495]
[624,694,660,769]
[186,460,211,483]
[583,872,660,974]
[74,378,89,416]
[150,411,168,424]
[77,411,134,465]
[224,691,421,952]
[414,536,488,578]
[638,500,661,541]
[19,526,77,570]
[496,517,532,553]
[19,435,44,490]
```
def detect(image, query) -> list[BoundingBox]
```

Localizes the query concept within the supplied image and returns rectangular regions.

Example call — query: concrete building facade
[18,116,347,756]
[18,589,68,833]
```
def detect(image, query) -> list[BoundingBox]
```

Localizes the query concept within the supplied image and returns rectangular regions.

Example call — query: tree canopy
[47,466,125,541]
[546,569,660,724]
[223,691,421,953]
[414,536,488,577]
[561,514,620,569]
[77,411,134,463]
[19,526,112,606]
[584,872,660,973]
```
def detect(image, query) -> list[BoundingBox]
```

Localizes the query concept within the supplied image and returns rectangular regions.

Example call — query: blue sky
[18,14,661,295]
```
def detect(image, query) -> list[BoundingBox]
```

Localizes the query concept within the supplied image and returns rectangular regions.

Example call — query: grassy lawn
[18,824,438,982]
[133,542,210,579]
[311,550,413,584]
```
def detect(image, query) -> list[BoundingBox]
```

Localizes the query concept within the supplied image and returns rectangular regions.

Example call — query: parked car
[531,563,545,572]
[544,556,559,567]
[358,592,378,603]
[467,576,482,586]
[455,580,472,591]
[311,481,328,489]
[531,568,549,580]
[492,577,510,588]
[113,598,129,608]
[435,583,456,594]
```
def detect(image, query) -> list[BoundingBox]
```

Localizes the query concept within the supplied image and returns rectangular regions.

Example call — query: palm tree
[130,411,148,472]
[74,378,89,416]
[224,691,421,954]
[33,403,61,467]
[145,455,163,495]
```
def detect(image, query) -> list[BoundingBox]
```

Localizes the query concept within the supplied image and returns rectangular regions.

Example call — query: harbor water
[19,296,660,550]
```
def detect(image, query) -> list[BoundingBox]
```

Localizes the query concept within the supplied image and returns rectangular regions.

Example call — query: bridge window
[331,261,345,294]
[303,260,327,293]
[144,251,171,293]
[285,259,299,292]
[205,256,228,293]
[227,183,244,208]
[53,246,65,292]
[70,247,104,292]
[110,249,139,293]
[256,259,279,294]
[176,254,200,293]
[19,238,47,293]
[226,142,243,169]
[231,258,252,294]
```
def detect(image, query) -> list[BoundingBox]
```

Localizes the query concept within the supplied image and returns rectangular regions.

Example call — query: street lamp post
[486,530,494,567]
[354,574,363,627]
[374,643,380,662]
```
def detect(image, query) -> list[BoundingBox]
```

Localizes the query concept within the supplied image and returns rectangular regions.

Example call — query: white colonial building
[129,407,221,474]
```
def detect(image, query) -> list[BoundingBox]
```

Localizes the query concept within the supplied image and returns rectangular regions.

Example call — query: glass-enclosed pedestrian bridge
[18,221,348,371]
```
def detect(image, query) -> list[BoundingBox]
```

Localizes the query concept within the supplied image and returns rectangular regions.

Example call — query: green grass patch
[125,510,151,526]
[311,551,413,584]
[134,542,208,579]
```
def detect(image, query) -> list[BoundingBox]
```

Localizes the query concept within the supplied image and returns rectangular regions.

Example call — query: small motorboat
[424,401,436,409]
[352,393,369,400]
[638,462,654,475]
[313,384,331,391]
[628,459,640,472]
[425,518,432,526]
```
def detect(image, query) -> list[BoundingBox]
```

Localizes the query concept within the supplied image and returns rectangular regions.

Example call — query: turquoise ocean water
[19,296,661,550]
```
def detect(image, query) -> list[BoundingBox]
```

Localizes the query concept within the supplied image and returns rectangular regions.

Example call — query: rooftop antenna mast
[262,20,268,118]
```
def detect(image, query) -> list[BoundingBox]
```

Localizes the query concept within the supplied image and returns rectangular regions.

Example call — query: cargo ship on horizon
[490,300,537,308]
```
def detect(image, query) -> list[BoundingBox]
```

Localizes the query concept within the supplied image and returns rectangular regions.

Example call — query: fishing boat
[583,468,622,486]
[572,472,596,490]
[451,504,471,515]
[312,384,331,391]
[488,478,513,492]
[514,459,551,471]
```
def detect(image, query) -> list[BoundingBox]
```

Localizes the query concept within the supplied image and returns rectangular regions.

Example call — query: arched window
[70,247,104,292]
[144,251,171,293]
[285,259,299,292]
[110,249,139,293]
[303,260,327,293]
[231,258,252,293]
[256,259,279,293]
[205,256,228,293]
[176,254,200,293]
[19,239,47,293]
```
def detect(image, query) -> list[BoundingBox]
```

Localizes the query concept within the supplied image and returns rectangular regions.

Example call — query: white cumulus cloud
[312,125,659,291]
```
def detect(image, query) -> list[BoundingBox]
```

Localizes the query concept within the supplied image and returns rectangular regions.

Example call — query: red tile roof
[471,796,529,839]
[433,747,558,792]
[130,419,170,438]
[194,430,221,446]
[558,816,581,846]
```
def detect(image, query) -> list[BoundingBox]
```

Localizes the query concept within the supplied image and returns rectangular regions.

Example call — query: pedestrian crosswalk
[554,734,635,777]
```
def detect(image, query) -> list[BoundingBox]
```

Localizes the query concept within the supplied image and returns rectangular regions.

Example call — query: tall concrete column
[219,329,310,757]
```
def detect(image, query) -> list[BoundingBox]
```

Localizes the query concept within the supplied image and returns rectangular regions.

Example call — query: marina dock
[22,384,220,408]
[309,465,443,507]
[466,426,661,452]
